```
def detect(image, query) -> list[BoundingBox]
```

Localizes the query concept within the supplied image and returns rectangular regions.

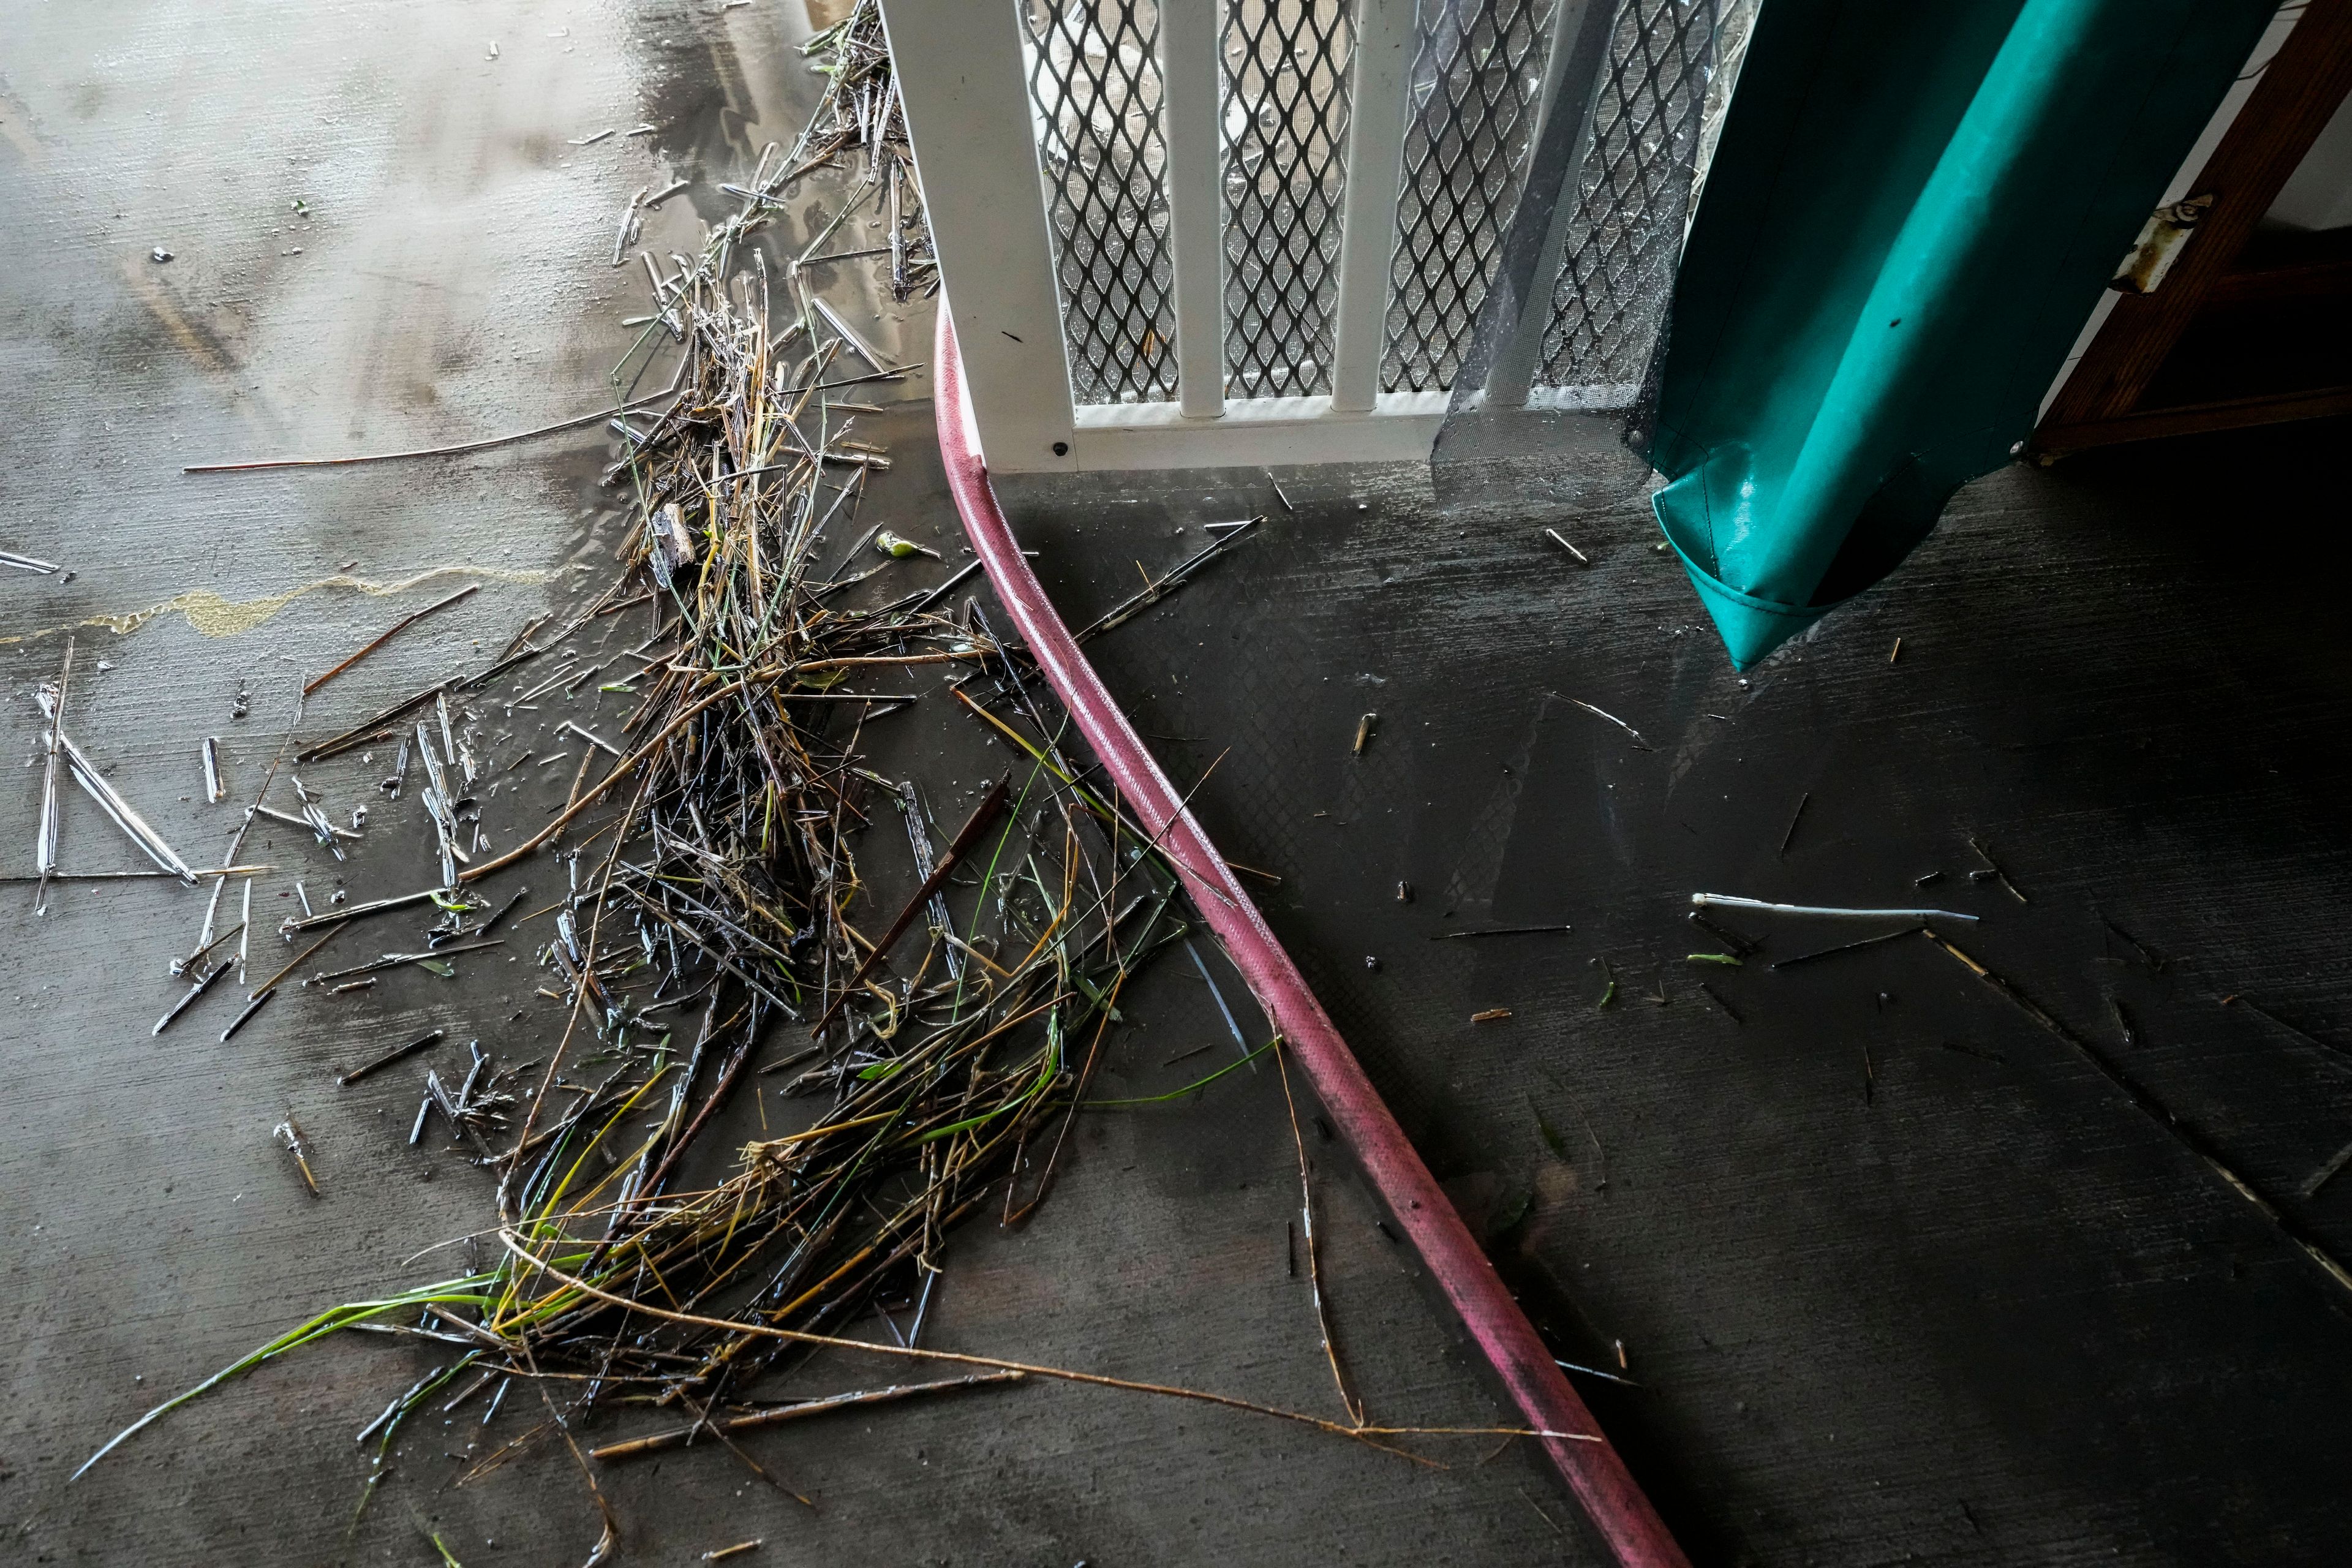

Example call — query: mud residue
[0,79,46,164]
[632,0,829,236]
[0,564,564,649]
[118,254,236,374]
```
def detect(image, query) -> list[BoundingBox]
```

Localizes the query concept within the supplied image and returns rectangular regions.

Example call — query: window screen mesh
[1022,0,1180,404]
[1382,0,1559,394]
[1535,0,1729,394]
[1221,0,1355,398]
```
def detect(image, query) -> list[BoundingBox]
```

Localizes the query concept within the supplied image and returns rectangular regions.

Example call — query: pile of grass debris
[69,5,1305,1550]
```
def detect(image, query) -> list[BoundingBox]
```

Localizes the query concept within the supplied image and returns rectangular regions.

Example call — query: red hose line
[931,309,1688,1568]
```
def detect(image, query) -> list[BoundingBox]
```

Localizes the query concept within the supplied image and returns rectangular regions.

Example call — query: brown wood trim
[2034,385,2352,456]
[2207,227,2352,303]
[2206,254,2352,303]
[2038,0,2352,429]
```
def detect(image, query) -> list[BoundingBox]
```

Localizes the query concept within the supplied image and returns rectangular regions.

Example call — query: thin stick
[200,698,307,959]
[337,1029,450,1087]
[459,679,769,883]
[809,777,1011,1036]
[1924,929,2352,1299]
[153,960,231,1036]
[34,638,73,913]
[0,867,270,883]
[296,681,456,764]
[274,1117,321,1198]
[218,989,274,1042]
[303,585,481,696]
[248,921,350,999]
[1071,519,1261,642]
[2227,995,2352,1067]
[2303,1137,2352,1201]
[1967,837,2028,905]
[184,369,688,473]
[1559,696,1651,752]
[311,940,503,986]
[1687,910,1762,958]
[589,1371,1023,1461]
[497,1231,1594,1447]
[1276,1040,1362,1427]
[1692,893,1977,924]
[2099,915,2166,971]
[1431,924,1574,940]
[1768,925,1922,970]
[175,919,247,978]
[36,693,197,883]
[809,296,892,372]
[282,888,439,934]
[1778,792,1809,856]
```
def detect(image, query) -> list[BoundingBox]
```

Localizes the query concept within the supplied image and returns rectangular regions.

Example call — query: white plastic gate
[883,0,1751,472]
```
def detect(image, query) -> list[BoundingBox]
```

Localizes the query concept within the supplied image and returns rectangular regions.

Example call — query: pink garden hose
[932,309,1687,1568]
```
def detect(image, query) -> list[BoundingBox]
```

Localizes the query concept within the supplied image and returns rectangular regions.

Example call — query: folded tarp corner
[1647,0,2280,668]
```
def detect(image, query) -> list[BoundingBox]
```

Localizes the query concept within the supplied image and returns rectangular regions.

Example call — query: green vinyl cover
[1646,0,2279,668]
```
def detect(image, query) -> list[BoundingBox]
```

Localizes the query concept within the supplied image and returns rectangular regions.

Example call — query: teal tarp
[1646,0,2278,668]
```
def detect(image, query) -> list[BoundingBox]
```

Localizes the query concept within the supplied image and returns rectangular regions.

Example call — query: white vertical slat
[1159,0,1226,419]
[1485,0,1608,408]
[1329,0,1418,413]
[881,0,1077,468]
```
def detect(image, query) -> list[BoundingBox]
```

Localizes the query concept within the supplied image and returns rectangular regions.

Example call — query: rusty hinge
[2109,192,2216,295]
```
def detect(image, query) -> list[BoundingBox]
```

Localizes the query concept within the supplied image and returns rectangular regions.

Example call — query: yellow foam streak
[0,565,560,649]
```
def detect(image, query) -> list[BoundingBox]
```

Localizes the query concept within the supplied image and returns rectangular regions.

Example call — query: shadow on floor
[995,411,2352,1566]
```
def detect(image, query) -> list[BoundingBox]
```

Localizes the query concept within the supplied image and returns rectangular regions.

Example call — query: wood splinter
[1544,528,1589,566]
[274,1116,321,1197]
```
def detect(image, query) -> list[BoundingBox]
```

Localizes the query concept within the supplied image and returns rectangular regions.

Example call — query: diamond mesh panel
[1382,0,1559,394]
[1534,0,1721,393]
[1221,0,1355,398]
[1022,0,1179,404]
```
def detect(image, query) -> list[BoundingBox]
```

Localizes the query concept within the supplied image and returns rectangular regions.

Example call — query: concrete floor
[9,3,2352,1567]
[999,412,2352,1565]
[0,4,1587,1565]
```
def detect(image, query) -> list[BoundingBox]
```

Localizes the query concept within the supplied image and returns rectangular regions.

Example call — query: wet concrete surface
[10,3,2350,1566]
[997,415,2352,1565]
[0,5,1594,1564]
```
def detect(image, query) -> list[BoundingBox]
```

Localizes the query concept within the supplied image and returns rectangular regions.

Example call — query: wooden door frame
[2033,0,2352,458]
